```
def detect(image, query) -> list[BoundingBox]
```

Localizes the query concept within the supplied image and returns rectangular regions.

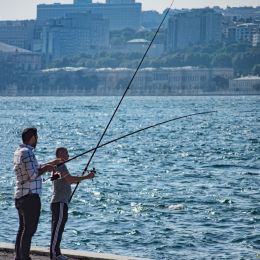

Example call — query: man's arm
[43,158,64,167]
[38,164,56,177]
[38,158,64,177]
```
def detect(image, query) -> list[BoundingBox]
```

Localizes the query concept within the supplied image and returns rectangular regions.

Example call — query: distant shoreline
[0,94,259,97]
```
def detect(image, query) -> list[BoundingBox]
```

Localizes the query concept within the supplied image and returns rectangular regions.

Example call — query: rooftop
[127,39,149,44]
[0,42,31,54]
[233,76,260,80]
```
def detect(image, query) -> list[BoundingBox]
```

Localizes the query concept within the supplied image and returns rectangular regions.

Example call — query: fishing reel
[51,172,60,181]
[42,172,60,182]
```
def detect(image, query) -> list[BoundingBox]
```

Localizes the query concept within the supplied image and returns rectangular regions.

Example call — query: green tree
[253,84,260,91]
[252,64,260,76]
[212,53,232,67]
[212,76,229,90]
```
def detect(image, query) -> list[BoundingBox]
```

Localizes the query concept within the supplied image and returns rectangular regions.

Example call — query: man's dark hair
[22,128,37,143]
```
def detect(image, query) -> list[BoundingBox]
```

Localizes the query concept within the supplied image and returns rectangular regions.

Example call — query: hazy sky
[0,0,259,20]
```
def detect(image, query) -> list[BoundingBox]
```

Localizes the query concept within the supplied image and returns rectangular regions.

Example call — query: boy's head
[56,147,69,160]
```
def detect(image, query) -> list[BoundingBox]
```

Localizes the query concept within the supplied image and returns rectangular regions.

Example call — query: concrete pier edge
[0,242,151,260]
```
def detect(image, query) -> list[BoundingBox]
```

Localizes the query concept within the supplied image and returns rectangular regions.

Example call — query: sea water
[0,96,259,260]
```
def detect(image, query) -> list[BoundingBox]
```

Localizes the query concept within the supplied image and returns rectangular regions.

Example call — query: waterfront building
[0,20,36,50]
[23,66,234,96]
[167,8,222,51]
[42,12,109,60]
[37,0,141,30]
[0,41,42,71]
[253,33,260,47]
[230,76,260,94]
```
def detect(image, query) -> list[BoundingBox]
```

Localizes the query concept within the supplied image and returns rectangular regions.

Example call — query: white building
[235,23,258,43]
[253,33,260,47]
[230,76,260,94]
[39,66,234,95]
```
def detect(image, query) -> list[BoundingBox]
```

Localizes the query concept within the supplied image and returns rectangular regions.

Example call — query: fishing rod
[48,111,216,182]
[62,111,216,165]
[53,111,216,182]
[69,0,175,202]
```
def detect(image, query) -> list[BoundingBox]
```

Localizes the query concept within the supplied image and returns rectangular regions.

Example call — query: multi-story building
[167,8,222,51]
[42,12,109,60]
[0,20,36,50]
[37,0,141,31]
[235,23,258,42]
[225,22,259,44]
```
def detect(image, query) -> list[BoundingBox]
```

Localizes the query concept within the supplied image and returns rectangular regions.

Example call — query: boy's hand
[87,168,96,179]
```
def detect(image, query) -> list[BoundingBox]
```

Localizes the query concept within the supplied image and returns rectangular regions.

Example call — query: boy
[50,147,95,260]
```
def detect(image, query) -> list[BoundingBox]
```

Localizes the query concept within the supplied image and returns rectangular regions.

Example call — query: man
[50,147,95,260]
[14,127,63,260]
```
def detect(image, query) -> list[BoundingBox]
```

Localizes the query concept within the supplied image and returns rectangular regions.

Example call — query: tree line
[50,41,260,77]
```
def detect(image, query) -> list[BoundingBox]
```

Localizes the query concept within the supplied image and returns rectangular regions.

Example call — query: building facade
[253,33,260,47]
[37,0,141,30]
[230,76,260,94]
[167,8,222,51]
[7,66,233,96]
[42,12,109,60]
[235,23,258,42]
[0,42,42,71]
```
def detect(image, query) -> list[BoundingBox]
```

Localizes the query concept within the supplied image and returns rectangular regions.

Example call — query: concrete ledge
[0,243,151,260]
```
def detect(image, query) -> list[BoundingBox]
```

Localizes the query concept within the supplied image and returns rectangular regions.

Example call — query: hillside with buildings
[0,0,260,95]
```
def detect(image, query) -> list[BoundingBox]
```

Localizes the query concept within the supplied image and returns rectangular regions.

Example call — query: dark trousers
[15,193,41,260]
[50,202,68,258]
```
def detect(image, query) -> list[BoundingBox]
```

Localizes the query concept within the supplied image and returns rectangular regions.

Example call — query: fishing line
[69,0,175,202]
[62,111,216,166]
[49,111,216,182]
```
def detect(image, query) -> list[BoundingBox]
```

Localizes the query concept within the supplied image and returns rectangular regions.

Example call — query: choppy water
[0,96,259,260]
